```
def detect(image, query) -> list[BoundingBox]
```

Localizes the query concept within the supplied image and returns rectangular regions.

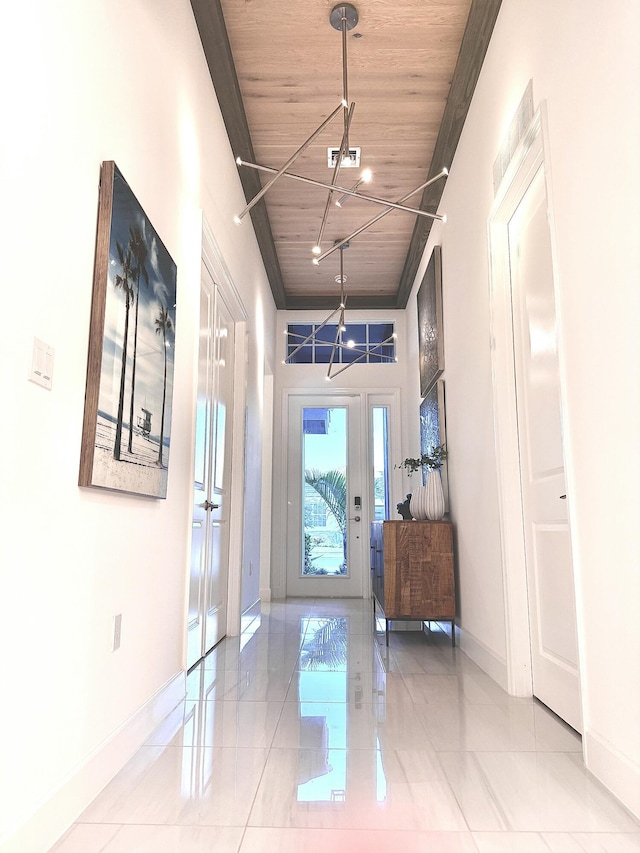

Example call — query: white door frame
[286,394,366,597]
[488,105,582,702]
[273,388,402,600]
[200,218,247,639]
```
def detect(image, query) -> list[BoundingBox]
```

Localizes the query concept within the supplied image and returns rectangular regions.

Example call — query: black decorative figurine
[396,494,413,520]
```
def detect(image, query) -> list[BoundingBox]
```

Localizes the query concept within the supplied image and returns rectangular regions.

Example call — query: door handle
[559,495,567,500]
[349,515,361,522]
[200,500,220,511]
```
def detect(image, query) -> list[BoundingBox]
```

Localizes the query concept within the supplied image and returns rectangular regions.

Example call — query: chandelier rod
[313,168,449,263]
[237,159,447,221]
[315,102,356,251]
[327,305,344,377]
[234,101,345,223]
[327,247,347,379]
[283,303,345,363]
[341,7,350,150]
[328,333,396,380]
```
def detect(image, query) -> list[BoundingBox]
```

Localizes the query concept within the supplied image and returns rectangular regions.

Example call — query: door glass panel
[372,406,390,520]
[302,407,348,577]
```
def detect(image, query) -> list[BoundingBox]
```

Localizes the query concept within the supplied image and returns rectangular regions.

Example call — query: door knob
[350,515,361,522]
[200,500,219,511]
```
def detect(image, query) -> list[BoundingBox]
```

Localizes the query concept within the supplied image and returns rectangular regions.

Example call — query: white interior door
[187,263,235,669]
[205,289,235,651]
[187,272,212,670]
[508,164,582,731]
[286,395,366,598]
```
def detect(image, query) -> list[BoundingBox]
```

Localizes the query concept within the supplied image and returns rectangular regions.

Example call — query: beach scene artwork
[79,162,177,498]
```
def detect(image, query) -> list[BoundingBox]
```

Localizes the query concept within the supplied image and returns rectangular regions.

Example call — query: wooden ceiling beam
[190,0,287,308]
[394,0,503,308]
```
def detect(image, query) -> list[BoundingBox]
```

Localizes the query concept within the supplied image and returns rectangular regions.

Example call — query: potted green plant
[398,444,447,475]
[397,443,447,520]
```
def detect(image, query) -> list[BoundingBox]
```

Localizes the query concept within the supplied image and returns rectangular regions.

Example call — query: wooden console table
[370,520,456,646]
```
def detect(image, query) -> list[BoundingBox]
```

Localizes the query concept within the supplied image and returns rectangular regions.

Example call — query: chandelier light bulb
[312,257,320,266]
[235,156,243,165]
[361,168,372,183]
[312,245,322,255]
[233,214,242,225]
[347,340,355,348]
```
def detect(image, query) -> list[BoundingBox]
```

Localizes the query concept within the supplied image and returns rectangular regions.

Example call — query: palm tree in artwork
[154,306,173,466]
[113,241,136,460]
[126,224,150,453]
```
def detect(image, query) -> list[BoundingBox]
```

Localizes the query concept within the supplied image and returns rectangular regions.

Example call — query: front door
[508,164,581,731]
[187,263,235,669]
[286,395,366,597]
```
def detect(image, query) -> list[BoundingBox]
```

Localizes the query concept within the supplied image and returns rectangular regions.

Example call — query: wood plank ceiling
[191,0,502,309]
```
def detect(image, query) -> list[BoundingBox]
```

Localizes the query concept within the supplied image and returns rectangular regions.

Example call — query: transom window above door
[286,322,396,365]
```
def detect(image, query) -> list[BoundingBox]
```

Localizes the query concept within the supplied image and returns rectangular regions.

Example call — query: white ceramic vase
[409,470,445,521]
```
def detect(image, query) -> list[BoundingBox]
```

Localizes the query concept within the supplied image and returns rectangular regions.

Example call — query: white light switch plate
[29,337,54,390]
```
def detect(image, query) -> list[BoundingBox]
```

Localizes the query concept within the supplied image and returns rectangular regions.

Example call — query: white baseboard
[457,623,509,693]
[259,588,272,602]
[0,671,185,853]
[584,727,640,820]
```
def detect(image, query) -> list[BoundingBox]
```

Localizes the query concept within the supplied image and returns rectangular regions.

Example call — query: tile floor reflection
[53,598,640,852]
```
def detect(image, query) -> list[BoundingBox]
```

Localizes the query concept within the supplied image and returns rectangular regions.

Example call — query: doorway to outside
[285,393,394,599]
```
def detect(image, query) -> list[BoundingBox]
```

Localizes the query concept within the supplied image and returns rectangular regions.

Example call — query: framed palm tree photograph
[79,161,177,498]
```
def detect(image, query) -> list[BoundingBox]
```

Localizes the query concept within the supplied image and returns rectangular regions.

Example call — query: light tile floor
[53,598,640,852]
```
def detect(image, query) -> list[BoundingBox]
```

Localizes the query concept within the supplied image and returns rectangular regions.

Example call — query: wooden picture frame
[420,379,449,511]
[417,245,444,397]
[79,161,177,498]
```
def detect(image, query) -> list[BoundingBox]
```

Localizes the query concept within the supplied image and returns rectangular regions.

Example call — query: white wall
[407,0,640,817]
[0,1,275,849]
